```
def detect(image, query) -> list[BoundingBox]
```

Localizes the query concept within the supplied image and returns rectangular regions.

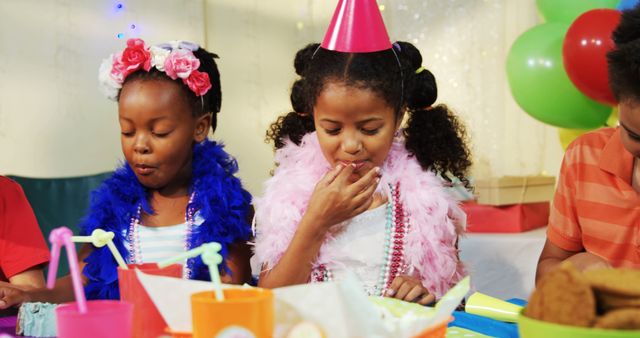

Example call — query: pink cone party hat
[321,0,392,53]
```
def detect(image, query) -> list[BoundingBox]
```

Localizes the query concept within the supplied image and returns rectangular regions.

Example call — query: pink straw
[46,238,61,290]
[47,227,88,314]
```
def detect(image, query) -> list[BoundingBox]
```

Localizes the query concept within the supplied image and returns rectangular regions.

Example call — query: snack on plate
[525,262,640,331]
[596,292,640,311]
[583,268,640,297]
[593,308,640,330]
[525,262,596,327]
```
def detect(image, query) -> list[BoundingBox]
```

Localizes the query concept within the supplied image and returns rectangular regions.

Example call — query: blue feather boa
[79,140,252,300]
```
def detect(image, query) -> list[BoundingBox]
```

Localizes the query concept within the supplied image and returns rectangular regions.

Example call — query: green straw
[158,242,225,300]
[72,229,128,269]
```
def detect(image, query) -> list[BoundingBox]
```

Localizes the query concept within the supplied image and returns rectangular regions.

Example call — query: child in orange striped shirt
[536,5,640,281]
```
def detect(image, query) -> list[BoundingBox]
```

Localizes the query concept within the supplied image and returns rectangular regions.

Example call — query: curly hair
[607,4,640,102]
[266,41,472,187]
[119,47,222,132]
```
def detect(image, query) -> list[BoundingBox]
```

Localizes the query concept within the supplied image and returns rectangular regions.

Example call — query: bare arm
[257,215,328,288]
[7,266,46,290]
[536,239,610,284]
[536,239,575,284]
[0,244,92,308]
[221,241,253,285]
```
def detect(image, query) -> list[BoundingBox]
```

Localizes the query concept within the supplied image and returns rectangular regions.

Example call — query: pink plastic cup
[55,299,133,338]
[47,227,134,338]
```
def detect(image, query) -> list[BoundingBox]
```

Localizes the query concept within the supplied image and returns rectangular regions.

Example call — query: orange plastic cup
[117,263,182,338]
[191,288,274,338]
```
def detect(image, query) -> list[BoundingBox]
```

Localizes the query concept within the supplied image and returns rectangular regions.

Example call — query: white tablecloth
[459,227,547,300]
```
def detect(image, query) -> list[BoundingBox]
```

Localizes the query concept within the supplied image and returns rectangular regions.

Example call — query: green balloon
[506,23,611,129]
[536,0,619,23]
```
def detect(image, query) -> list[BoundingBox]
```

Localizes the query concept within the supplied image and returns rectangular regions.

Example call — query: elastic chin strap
[391,46,404,112]
[311,44,322,59]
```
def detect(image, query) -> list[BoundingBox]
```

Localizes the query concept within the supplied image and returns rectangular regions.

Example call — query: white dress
[324,203,388,296]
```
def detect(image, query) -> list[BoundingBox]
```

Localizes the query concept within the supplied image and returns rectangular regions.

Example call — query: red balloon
[563,9,620,106]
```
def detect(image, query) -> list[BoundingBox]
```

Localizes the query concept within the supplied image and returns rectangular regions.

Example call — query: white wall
[205,0,302,197]
[0,0,564,197]
[0,0,204,177]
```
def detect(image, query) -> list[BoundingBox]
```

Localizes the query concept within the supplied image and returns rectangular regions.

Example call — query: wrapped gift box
[474,176,556,206]
[462,201,549,233]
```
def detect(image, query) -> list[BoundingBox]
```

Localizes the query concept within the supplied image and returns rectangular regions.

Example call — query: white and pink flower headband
[98,38,212,101]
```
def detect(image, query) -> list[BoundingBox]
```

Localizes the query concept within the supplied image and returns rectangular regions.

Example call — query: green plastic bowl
[519,314,640,338]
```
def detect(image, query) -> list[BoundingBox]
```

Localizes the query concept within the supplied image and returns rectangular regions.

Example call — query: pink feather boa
[254,131,466,298]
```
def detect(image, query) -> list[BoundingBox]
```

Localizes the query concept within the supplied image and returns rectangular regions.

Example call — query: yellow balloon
[606,107,619,127]
[558,128,592,150]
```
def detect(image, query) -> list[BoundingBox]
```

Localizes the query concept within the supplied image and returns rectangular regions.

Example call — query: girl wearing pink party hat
[254,0,472,304]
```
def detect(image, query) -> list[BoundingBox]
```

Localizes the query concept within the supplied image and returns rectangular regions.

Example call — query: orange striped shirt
[548,127,640,268]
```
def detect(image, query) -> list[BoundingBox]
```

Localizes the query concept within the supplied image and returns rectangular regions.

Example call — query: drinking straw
[72,229,128,270]
[47,227,88,313]
[200,243,224,301]
[158,242,224,300]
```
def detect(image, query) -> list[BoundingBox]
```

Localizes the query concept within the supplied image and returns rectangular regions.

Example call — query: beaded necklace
[127,192,196,279]
[312,183,408,296]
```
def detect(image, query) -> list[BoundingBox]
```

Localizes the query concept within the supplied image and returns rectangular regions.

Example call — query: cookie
[596,292,640,311]
[593,308,640,330]
[584,268,640,297]
[525,262,596,327]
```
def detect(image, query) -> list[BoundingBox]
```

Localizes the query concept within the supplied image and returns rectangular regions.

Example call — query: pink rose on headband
[164,50,201,80]
[120,38,151,74]
[185,70,212,96]
[99,39,210,101]
[109,52,128,83]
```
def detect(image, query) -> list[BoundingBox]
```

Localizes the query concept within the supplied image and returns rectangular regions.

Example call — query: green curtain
[9,172,112,277]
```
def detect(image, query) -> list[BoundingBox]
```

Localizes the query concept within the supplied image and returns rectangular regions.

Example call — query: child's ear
[194,113,212,142]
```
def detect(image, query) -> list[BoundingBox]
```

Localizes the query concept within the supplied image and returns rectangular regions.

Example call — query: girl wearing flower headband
[0,38,252,306]
[254,0,471,304]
